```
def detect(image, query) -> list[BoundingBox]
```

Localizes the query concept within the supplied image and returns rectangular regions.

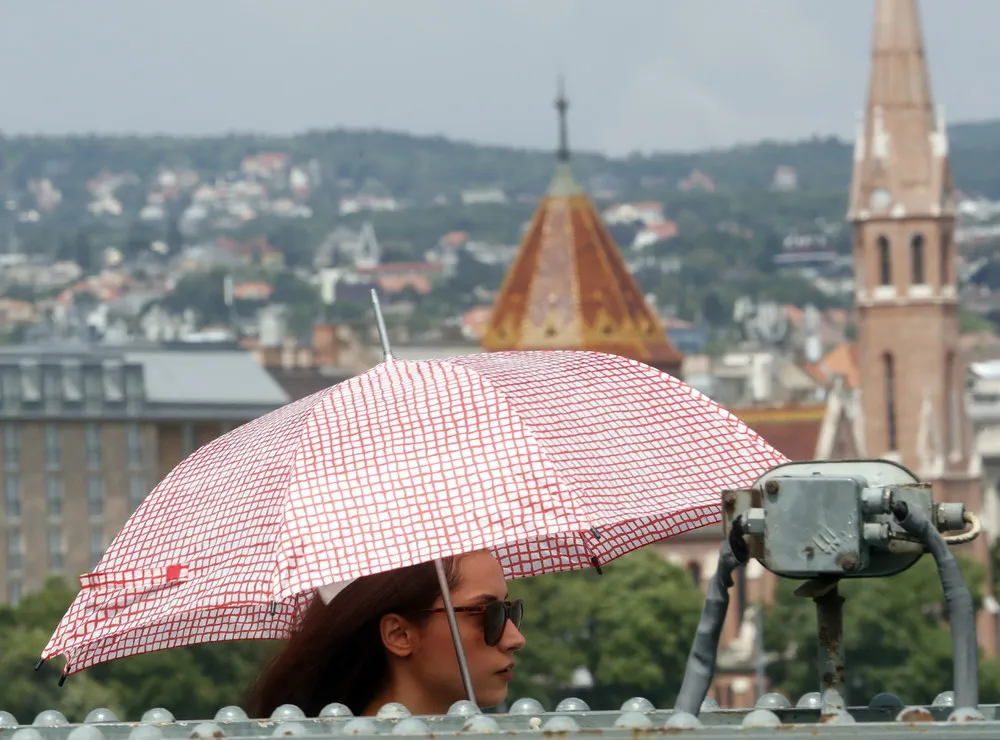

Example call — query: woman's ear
[379,613,416,657]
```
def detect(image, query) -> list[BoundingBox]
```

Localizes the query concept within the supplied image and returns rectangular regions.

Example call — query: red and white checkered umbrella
[43,350,786,676]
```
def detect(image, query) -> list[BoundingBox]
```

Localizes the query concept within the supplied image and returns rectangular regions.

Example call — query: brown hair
[245,557,462,718]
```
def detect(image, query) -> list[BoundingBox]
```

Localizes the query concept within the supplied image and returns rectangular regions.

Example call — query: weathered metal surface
[2,696,1000,739]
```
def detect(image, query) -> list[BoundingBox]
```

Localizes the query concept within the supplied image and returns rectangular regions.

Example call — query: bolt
[804,545,815,558]
[764,480,779,495]
[837,552,859,571]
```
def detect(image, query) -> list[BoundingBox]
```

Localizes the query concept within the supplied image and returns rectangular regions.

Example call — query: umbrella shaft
[434,558,477,705]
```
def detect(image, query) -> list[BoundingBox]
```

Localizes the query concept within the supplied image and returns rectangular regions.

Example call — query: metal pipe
[892,500,979,709]
[814,583,846,699]
[674,520,747,715]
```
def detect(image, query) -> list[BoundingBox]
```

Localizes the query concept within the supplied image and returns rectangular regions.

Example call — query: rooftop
[0,342,289,420]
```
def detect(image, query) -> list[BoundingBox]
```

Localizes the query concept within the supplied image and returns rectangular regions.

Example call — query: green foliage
[960,311,999,335]
[765,555,1000,706]
[0,578,272,722]
[507,549,702,710]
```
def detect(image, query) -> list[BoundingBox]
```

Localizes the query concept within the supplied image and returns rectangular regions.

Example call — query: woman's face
[411,551,526,708]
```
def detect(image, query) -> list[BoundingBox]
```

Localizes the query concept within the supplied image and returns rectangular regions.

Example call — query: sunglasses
[427,598,524,646]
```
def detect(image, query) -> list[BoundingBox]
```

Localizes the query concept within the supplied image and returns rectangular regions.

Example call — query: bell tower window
[878,236,891,286]
[910,233,925,284]
[884,352,898,451]
[940,231,951,286]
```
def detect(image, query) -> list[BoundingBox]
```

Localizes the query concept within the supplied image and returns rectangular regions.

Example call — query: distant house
[602,201,664,226]
[633,221,679,249]
[460,187,507,205]
[339,195,399,215]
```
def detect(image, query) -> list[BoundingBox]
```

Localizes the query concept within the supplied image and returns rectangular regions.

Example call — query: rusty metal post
[814,582,846,700]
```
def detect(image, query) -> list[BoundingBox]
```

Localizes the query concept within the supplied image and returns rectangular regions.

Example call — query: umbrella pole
[369,289,477,705]
[435,558,478,704]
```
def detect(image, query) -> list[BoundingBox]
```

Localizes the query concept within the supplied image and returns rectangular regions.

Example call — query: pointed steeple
[848,0,952,221]
[481,82,683,377]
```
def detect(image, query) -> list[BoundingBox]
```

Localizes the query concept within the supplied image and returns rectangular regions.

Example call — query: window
[1,370,19,414]
[44,424,61,470]
[1,424,20,468]
[129,476,146,513]
[47,476,63,518]
[4,474,21,519]
[945,352,962,457]
[878,236,891,285]
[85,423,102,469]
[47,526,64,572]
[910,233,925,285]
[83,369,102,412]
[7,580,21,605]
[884,353,898,451]
[90,525,105,567]
[127,423,143,468]
[182,424,197,456]
[87,476,105,517]
[941,231,951,286]
[7,527,22,571]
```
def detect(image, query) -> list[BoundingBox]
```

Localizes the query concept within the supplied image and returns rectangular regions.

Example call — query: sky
[1,0,997,157]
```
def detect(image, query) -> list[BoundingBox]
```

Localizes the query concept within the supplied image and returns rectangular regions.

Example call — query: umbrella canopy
[43,350,786,676]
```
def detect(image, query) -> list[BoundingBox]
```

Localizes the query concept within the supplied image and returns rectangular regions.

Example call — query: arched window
[884,353,898,451]
[911,233,925,284]
[878,236,891,285]
[940,231,951,286]
[945,351,960,456]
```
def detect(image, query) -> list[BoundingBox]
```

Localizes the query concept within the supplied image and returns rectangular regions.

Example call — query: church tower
[850,0,994,654]
[482,81,683,377]
[850,0,965,480]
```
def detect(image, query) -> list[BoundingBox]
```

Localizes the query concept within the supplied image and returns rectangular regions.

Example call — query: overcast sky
[1,1,996,156]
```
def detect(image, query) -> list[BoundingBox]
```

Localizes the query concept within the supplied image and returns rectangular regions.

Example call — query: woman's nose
[500,620,526,651]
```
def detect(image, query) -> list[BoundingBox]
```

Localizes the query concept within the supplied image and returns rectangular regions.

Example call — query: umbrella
[42,295,786,698]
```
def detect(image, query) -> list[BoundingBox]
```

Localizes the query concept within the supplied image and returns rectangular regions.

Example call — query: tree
[765,555,1000,706]
[507,548,703,710]
[0,579,124,722]
[0,578,274,722]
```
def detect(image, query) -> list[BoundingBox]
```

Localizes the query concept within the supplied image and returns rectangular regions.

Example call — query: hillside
[4,119,1000,206]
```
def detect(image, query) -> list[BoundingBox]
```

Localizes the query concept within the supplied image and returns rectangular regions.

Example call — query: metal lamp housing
[721,459,944,580]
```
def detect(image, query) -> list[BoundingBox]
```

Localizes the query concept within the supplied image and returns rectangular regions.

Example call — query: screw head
[764,480,779,495]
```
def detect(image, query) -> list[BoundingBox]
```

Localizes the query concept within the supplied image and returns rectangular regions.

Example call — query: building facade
[0,345,288,602]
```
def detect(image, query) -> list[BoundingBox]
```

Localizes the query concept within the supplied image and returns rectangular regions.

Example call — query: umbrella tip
[369,289,395,362]
[57,672,67,688]
[34,657,45,671]
[591,557,604,576]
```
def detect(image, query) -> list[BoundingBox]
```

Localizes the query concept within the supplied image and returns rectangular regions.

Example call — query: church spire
[556,76,570,162]
[849,0,952,221]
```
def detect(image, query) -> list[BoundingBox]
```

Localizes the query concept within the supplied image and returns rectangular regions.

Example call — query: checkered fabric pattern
[42,350,786,675]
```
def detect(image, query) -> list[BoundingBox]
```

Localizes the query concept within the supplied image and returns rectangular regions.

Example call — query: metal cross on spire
[555,76,570,162]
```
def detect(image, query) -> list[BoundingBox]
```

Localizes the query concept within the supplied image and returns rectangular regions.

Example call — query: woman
[246,550,526,717]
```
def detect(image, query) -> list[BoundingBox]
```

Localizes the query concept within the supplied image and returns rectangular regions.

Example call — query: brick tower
[481,80,683,377]
[849,0,995,654]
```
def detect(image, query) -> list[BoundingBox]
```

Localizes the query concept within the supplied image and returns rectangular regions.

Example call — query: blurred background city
[2,0,1000,722]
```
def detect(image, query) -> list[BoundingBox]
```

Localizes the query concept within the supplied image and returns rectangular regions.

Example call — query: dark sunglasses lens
[484,601,507,646]
[510,599,524,629]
